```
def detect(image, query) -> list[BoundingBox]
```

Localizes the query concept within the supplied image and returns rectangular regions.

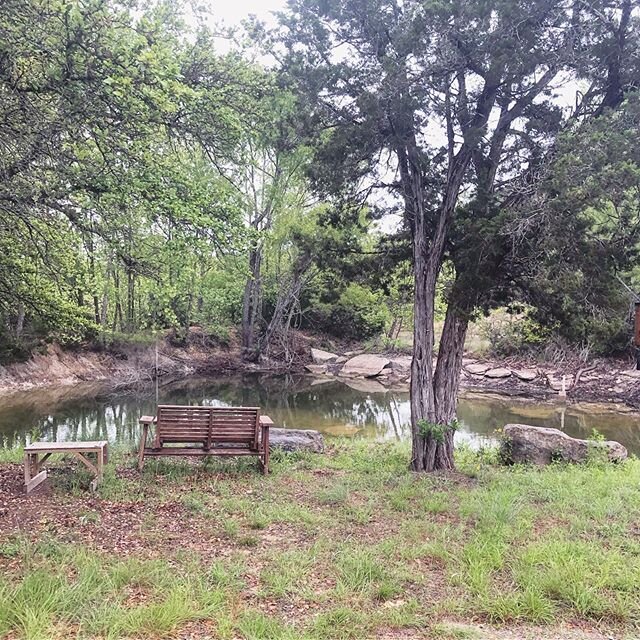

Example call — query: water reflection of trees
[2,377,640,453]
[0,375,414,447]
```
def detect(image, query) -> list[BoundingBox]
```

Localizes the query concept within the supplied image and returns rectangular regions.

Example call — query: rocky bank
[2,335,640,410]
[306,348,640,409]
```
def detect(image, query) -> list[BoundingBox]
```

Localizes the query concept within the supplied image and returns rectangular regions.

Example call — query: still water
[1,375,640,454]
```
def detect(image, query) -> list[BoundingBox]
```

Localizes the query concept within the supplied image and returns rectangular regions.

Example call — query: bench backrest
[156,405,260,449]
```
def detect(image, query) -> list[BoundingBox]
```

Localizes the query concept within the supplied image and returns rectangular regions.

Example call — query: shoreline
[0,339,639,412]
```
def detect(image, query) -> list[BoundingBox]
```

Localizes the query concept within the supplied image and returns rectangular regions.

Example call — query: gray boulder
[339,354,391,378]
[305,363,328,375]
[387,356,412,372]
[513,369,537,382]
[465,363,490,375]
[311,348,339,364]
[485,367,511,379]
[269,428,325,453]
[502,424,627,466]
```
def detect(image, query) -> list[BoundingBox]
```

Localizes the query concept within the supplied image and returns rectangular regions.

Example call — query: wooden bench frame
[24,441,108,494]
[137,405,272,474]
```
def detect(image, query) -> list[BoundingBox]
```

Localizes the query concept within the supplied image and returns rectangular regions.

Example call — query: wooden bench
[137,405,272,474]
[24,441,108,494]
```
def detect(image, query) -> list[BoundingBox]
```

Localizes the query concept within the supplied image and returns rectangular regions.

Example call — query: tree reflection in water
[1,376,639,454]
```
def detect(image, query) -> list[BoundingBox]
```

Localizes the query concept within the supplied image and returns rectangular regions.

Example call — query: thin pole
[155,338,159,403]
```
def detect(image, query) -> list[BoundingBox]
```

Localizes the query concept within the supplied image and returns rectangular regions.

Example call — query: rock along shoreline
[306,348,640,410]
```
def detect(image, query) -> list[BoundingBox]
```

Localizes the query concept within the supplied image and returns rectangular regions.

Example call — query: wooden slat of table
[25,441,108,452]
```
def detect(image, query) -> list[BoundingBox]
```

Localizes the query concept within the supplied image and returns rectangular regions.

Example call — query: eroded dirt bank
[0,336,245,395]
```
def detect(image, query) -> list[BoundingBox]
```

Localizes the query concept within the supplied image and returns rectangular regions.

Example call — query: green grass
[2,440,640,638]
[0,544,226,640]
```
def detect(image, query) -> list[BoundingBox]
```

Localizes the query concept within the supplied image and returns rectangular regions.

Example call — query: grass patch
[1,440,640,638]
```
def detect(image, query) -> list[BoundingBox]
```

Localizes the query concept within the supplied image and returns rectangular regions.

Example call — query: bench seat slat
[144,448,258,457]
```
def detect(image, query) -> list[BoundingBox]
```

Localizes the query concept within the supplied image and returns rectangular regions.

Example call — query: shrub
[478,306,548,357]
[329,284,390,340]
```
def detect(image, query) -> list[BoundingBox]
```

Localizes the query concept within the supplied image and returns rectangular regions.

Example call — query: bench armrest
[140,415,156,425]
[260,415,272,452]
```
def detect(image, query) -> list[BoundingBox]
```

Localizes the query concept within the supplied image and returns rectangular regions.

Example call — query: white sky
[205,0,286,27]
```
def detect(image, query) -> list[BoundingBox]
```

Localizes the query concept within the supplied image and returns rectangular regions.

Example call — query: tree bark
[434,303,469,424]
[409,204,442,471]
[15,302,25,339]
[241,247,262,358]
[126,269,135,333]
[409,150,472,471]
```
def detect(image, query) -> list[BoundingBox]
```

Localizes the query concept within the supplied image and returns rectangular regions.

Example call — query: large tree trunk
[409,209,446,471]
[434,303,469,424]
[408,149,472,471]
[241,247,262,359]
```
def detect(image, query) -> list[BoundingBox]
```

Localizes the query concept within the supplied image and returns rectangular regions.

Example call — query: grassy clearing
[1,441,640,638]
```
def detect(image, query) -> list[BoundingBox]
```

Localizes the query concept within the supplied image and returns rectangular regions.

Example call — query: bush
[328,284,389,340]
[479,306,548,357]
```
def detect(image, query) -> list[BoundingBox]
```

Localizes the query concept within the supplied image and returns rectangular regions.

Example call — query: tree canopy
[1,0,639,472]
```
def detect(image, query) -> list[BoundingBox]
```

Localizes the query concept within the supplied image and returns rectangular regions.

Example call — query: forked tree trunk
[409,208,445,471]
[411,287,468,470]
[408,151,472,471]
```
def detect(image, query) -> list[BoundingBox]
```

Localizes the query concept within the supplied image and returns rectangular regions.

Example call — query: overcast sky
[207,0,286,27]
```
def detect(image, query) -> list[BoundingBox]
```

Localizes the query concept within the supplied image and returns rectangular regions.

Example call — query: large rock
[485,367,511,379]
[269,428,325,453]
[465,363,490,375]
[513,369,537,382]
[311,348,339,364]
[501,424,627,466]
[387,356,412,372]
[339,354,391,378]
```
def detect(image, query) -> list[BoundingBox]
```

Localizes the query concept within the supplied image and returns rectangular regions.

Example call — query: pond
[1,375,640,454]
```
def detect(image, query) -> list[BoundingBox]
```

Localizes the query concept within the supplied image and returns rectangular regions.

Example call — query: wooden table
[24,441,108,494]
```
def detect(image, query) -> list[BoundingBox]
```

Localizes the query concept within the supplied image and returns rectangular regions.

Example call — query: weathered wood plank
[26,470,47,494]
[25,440,108,452]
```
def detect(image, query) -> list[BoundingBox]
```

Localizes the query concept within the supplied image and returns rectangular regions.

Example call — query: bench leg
[260,426,270,475]
[24,453,47,494]
[24,452,32,486]
[97,446,104,484]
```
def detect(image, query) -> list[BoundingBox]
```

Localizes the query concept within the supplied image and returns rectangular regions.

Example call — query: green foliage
[417,419,459,444]
[309,282,389,340]
[516,96,640,355]
[478,306,550,357]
